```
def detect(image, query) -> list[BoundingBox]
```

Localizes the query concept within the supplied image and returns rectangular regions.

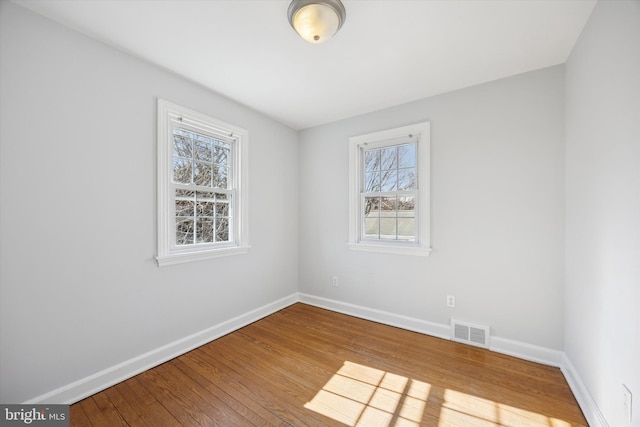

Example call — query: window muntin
[172,129,230,188]
[171,127,233,247]
[174,189,230,245]
[362,142,418,242]
[157,99,249,266]
[348,122,431,256]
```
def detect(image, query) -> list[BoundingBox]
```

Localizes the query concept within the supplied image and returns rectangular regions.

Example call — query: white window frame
[156,99,249,266]
[348,122,431,256]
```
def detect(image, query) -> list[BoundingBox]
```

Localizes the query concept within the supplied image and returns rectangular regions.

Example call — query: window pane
[398,196,415,212]
[215,193,228,201]
[398,218,415,241]
[175,199,194,217]
[380,170,397,192]
[176,217,194,245]
[196,200,214,217]
[216,201,230,217]
[195,140,212,162]
[380,196,397,213]
[173,133,192,158]
[398,144,416,168]
[365,172,380,192]
[214,166,228,189]
[365,149,380,172]
[216,140,231,151]
[380,147,397,170]
[176,189,195,198]
[196,218,214,243]
[216,218,229,241]
[193,162,212,187]
[398,196,415,241]
[380,197,397,240]
[214,146,229,165]
[173,158,192,184]
[364,217,379,239]
[364,196,380,217]
[379,218,397,240]
[196,191,214,200]
[397,168,417,191]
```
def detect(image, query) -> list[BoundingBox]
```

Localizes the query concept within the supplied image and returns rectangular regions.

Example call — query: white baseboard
[25,293,299,404]
[561,354,609,427]
[26,291,609,427]
[299,293,563,367]
[300,293,609,426]
[298,293,451,340]
[489,336,563,367]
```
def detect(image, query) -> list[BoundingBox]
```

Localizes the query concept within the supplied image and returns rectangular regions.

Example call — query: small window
[156,99,249,266]
[348,122,431,256]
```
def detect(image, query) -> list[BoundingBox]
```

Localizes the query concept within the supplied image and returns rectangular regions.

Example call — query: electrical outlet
[332,276,339,287]
[623,384,632,423]
[446,295,456,308]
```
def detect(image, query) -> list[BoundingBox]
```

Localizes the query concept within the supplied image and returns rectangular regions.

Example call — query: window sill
[156,245,251,267]
[347,242,432,257]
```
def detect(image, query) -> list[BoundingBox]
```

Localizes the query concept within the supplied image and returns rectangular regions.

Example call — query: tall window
[348,122,431,256]
[157,99,249,266]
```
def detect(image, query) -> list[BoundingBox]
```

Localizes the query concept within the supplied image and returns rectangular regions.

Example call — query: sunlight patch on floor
[305,361,575,427]
[304,361,430,426]
[439,389,573,427]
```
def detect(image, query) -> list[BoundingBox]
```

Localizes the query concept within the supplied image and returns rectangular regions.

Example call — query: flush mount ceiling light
[288,0,346,44]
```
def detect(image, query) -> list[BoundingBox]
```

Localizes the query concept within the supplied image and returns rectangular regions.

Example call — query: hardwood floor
[70,303,587,426]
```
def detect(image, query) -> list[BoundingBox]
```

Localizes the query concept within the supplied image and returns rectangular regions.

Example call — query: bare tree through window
[173,129,232,245]
[363,143,417,241]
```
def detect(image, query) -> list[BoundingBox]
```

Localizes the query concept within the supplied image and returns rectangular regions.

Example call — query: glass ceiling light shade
[288,0,346,44]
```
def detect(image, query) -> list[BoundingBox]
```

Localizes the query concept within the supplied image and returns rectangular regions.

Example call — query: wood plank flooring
[70,303,588,426]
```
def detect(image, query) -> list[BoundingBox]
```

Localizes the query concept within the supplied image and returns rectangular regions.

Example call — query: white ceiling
[15,0,596,130]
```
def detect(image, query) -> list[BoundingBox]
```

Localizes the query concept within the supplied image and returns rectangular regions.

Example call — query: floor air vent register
[451,319,490,349]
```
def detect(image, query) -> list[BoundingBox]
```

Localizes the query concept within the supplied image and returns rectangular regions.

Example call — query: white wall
[4,2,638,422]
[298,66,566,350]
[0,2,298,404]
[565,1,640,426]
